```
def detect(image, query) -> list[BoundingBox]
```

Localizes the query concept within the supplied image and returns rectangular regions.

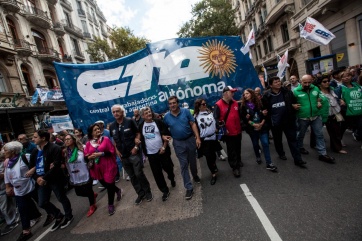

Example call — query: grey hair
[3,141,23,155]
[140,106,151,117]
[111,104,126,117]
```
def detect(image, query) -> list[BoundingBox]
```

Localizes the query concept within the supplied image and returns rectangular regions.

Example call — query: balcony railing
[96,9,106,21]
[61,19,83,38]
[94,20,99,26]
[37,47,59,56]
[0,0,21,13]
[60,0,72,11]
[73,50,85,61]
[22,5,51,29]
[77,8,85,16]
[13,39,32,56]
[83,32,91,39]
[101,28,108,37]
[52,22,66,36]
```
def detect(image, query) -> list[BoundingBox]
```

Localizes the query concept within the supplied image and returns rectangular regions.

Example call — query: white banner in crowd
[277,49,289,79]
[50,115,74,133]
[300,17,336,45]
[240,29,255,55]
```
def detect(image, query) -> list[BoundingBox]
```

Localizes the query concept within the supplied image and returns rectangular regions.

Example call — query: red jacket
[215,99,242,136]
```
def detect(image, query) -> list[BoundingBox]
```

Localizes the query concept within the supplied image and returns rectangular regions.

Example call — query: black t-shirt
[269,91,287,126]
[109,117,139,158]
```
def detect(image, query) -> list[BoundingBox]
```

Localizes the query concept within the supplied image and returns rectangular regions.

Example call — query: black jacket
[139,119,171,157]
[109,118,139,158]
[241,103,269,134]
[29,142,65,184]
[262,87,297,125]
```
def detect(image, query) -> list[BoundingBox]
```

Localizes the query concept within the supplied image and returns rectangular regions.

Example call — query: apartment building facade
[233,0,362,79]
[0,0,110,142]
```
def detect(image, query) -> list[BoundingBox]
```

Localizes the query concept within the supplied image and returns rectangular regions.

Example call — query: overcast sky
[96,0,199,43]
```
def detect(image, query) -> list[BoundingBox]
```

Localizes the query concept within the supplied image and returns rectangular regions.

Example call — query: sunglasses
[322,80,330,83]
[201,103,207,106]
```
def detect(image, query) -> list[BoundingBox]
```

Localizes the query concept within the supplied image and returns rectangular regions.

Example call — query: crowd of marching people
[0,66,361,241]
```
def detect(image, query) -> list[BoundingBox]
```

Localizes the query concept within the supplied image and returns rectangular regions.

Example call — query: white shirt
[143,121,163,154]
[4,157,35,196]
[195,111,216,140]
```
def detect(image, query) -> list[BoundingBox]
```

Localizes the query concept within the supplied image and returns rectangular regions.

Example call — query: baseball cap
[223,86,237,93]
[283,81,291,87]
[95,120,104,124]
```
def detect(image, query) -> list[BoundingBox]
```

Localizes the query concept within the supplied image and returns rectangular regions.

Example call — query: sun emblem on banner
[198,39,237,78]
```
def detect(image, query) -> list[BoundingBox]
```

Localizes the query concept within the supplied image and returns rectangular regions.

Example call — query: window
[281,23,289,43]
[263,40,268,55]
[71,38,81,55]
[302,0,313,6]
[64,12,72,26]
[267,36,273,52]
[21,65,34,95]
[81,20,88,32]
[257,45,262,57]
[254,49,259,61]
[32,29,48,53]
[0,71,8,92]
[259,12,263,24]
[7,18,18,41]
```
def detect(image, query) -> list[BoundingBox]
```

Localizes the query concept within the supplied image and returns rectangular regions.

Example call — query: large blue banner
[54,36,260,130]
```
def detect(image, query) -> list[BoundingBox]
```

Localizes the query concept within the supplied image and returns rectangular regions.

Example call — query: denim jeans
[248,130,272,165]
[38,182,72,219]
[173,136,197,191]
[297,116,327,155]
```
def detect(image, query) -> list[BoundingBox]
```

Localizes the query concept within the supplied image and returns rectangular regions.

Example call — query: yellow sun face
[198,39,237,78]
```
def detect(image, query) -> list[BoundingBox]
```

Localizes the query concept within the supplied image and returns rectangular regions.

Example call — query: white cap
[95,120,104,124]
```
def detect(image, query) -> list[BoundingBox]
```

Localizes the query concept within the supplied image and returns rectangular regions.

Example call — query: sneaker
[60,216,74,229]
[108,205,115,216]
[116,188,123,201]
[193,176,201,184]
[50,214,64,232]
[115,176,120,183]
[1,223,18,235]
[266,163,278,171]
[145,192,153,202]
[30,216,41,228]
[87,204,97,217]
[210,175,217,185]
[185,189,193,200]
[135,194,145,205]
[294,160,307,167]
[92,180,98,186]
[352,132,359,141]
[162,191,170,201]
[16,232,33,241]
[171,180,176,187]
[43,214,55,227]
[126,176,130,181]
[219,155,226,161]
[256,157,262,164]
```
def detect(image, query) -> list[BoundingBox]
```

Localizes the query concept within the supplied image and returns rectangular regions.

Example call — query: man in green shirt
[293,74,335,163]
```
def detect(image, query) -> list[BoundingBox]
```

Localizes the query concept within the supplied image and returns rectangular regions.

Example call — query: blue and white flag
[54,36,260,131]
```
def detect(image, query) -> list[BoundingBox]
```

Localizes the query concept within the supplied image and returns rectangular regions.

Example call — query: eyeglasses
[322,80,330,83]
[64,138,73,141]
[201,103,207,106]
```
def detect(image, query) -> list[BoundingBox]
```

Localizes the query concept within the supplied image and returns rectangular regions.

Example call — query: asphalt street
[1,128,362,241]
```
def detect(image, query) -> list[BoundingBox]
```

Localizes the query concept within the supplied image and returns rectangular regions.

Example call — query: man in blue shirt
[163,96,201,200]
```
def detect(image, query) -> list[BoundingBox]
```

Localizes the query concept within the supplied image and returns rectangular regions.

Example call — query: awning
[0,106,54,114]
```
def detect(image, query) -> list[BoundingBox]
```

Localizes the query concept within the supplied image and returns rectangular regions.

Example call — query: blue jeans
[297,116,327,155]
[173,136,197,191]
[38,182,72,219]
[248,130,272,165]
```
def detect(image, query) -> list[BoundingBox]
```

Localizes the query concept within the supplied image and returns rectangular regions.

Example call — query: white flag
[240,29,255,55]
[262,64,268,83]
[277,49,289,79]
[300,17,336,45]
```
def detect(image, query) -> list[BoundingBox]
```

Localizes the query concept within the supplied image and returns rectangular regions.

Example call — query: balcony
[96,9,106,21]
[61,19,83,38]
[83,32,92,39]
[52,22,66,36]
[0,0,21,13]
[46,0,58,5]
[73,50,85,61]
[35,47,61,63]
[62,54,72,62]
[94,20,99,27]
[22,6,52,29]
[60,0,72,11]
[264,0,294,26]
[77,8,85,17]
[13,39,32,57]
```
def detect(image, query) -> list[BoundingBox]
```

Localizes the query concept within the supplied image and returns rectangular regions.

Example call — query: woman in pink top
[84,123,122,216]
